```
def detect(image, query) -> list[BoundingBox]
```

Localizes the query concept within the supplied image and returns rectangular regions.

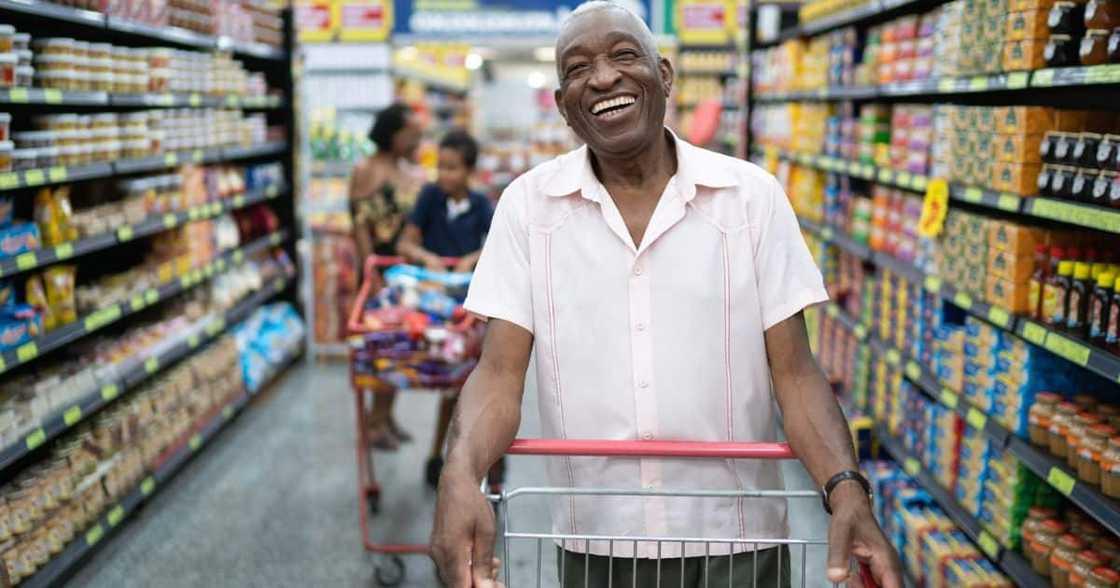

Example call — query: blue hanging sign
[394,0,652,37]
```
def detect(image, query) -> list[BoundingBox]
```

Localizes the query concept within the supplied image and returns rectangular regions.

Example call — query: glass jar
[1072,551,1109,586]
[1087,567,1120,588]
[1084,30,1113,64]
[1074,394,1097,411]
[1049,34,1083,67]
[1023,507,1059,547]
[1102,437,1120,497]
[1054,534,1089,588]
[1031,519,1067,575]
[1070,412,1103,469]
[1087,0,1120,29]
[1079,423,1116,484]
[1051,402,1078,458]
[1031,393,1062,446]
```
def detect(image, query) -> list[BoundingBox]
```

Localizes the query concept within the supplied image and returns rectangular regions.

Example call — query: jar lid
[1043,519,1069,533]
[1058,401,1079,412]
[1077,549,1107,565]
[12,33,28,42]
[0,141,14,151]
[1091,423,1116,436]
[0,53,18,65]
[1038,392,1062,403]
[12,149,37,158]
[0,25,15,36]
[1060,534,1088,549]
[1092,567,1120,581]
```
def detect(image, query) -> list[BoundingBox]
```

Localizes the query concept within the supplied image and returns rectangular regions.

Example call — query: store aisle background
[69,360,831,587]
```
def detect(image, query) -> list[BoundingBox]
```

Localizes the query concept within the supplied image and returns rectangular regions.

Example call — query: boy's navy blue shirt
[408,183,494,258]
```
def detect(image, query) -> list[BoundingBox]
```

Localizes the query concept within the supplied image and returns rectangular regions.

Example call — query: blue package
[384,264,472,289]
[0,304,41,352]
[0,222,40,259]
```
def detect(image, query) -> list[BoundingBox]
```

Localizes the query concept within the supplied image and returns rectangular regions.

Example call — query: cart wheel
[374,555,406,587]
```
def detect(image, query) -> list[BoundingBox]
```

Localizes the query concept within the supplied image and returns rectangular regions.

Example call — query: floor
[69,359,833,588]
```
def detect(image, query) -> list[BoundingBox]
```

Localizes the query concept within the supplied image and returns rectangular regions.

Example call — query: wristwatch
[821,470,872,515]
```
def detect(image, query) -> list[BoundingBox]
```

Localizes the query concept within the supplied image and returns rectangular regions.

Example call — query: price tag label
[23,169,45,186]
[960,187,984,203]
[85,524,104,546]
[232,195,246,208]
[987,306,1011,328]
[144,357,159,374]
[896,171,912,189]
[966,407,987,430]
[209,202,221,215]
[101,384,119,401]
[189,434,202,451]
[905,361,921,381]
[163,152,178,167]
[1033,68,1056,86]
[163,214,177,229]
[206,319,225,336]
[83,306,122,332]
[853,324,868,340]
[233,250,244,264]
[63,405,82,426]
[145,289,158,305]
[877,168,893,183]
[193,149,204,163]
[274,280,285,293]
[1030,199,1120,233]
[107,505,124,527]
[918,179,950,237]
[7,88,28,103]
[42,89,63,104]
[16,342,37,363]
[225,95,239,108]
[1048,467,1076,496]
[1006,71,1029,89]
[189,93,202,107]
[215,259,227,272]
[886,349,901,366]
[25,428,46,450]
[969,76,989,91]
[54,242,73,260]
[187,334,200,348]
[903,458,920,476]
[937,78,956,93]
[141,477,155,496]
[0,173,18,189]
[1021,321,1048,345]
[270,233,283,246]
[223,405,234,420]
[924,275,942,293]
[977,531,1000,559]
[48,167,67,182]
[821,226,835,240]
[996,194,1020,212]
[940,389,959,409]
[953,291,974,310]
[15,252,36,270]
[117,225,135,241]
[1044,333,1091,366]
[826,305,839,319]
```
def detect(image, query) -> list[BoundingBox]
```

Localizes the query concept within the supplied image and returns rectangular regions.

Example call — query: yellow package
[43,265,76,326]
[25,275,54,331]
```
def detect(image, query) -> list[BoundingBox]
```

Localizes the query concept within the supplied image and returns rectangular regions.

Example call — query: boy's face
[437,147,471,195]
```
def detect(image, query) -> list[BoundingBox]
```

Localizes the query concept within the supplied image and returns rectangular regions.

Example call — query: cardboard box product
[994,106,1054,134]
[974,159,995,187]
[988,221,1045,254]
[986,276,1031,313]
[978,109,998,133]
[1003,38,1048,71]
[993,161,1042,194]
[976,133,997,159]
[1005,10,1049,40]
[995,132,1044,163]
[987,247,1035,282]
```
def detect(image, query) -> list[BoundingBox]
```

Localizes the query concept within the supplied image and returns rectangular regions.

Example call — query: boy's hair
[369,102,411,152]
[439,130,480,169]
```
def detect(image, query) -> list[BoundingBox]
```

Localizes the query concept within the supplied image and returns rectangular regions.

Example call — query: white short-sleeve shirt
[465,131,829,559]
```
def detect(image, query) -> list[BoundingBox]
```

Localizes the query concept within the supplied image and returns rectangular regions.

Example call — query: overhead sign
[394,0,651,38]
[339,0,392,41]
[296,0,336,42]
[676,0,734,45]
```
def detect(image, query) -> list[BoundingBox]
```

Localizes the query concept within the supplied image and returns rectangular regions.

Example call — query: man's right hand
[431,466,503,588]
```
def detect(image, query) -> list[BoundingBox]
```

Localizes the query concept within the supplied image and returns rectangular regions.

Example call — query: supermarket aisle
[69,360,831,588]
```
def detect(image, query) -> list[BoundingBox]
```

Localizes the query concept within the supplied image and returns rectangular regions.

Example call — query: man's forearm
[774,362,859,486]
[445,365,524,480]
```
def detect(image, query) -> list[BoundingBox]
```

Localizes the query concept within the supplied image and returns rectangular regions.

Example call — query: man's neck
[590,130,677,194]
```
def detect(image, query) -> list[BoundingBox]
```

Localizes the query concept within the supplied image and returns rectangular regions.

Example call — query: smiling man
[429,2,903,587]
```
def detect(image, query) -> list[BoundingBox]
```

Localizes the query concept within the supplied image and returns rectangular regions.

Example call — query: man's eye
[614,50,639,61]
[565,63,589,77]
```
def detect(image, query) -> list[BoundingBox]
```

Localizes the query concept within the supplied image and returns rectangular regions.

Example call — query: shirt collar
[541,128,738,201]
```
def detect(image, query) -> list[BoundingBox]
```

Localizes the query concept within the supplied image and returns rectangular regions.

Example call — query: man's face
[393,113,423,162]
[554,10,672,158]
[437,147,471,195]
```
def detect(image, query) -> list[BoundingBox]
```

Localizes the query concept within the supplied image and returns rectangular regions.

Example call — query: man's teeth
[592,96,636,115]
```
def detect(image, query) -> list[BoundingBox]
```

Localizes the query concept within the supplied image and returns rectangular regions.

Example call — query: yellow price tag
[903,458,920,476]
[15,252,36,270]
[223,405,234,420]
[961,187,984,203]
[270,233,283,246]
[940,389,959,409]
[969,76,989,91]
[101,384,119,401]
[48,166,67,182]
[23,169,45,186]
[130,294,145,311]
[1044,333,1091,366]
[54,242,73,260]
[977,531,1000,559]
[886,349,901,366]
[42,89,62,104]
[107,505,124,527]
[8,88,28,103]
[163,152,178,167]
[877,168,893,183]
[85,524,104,546]
[1007,71,1029,89]
[966,407,987,430]
[16,342,37,363]
[905,361,921,381]
[144,357,159,374]
[0,173,18,189]
[193,149,204,163]
[896,171,912,189]
[937,79,956,93]
[1048,467,1076,496]
[189,434,202,451]
[1033,68,1055,86]
[163,214,177,229]
[189,93,202,107]
[63,405,82,426]
[117,226,135,241]
[25,428,46,450]
[188,334,200,348]
[145,289,159,305]
[141,477,155,496]
[924,275,942,293]
[953,291,973,310]
[1022,321,1048,345]
[233,250,244,264]
[988,306,1011,328]
[232,195,246,208]
[996,194,1020,212]
[918,178,950,238]
[853,324,868,340]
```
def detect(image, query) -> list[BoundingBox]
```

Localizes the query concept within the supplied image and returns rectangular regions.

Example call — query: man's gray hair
[556,1,658,62]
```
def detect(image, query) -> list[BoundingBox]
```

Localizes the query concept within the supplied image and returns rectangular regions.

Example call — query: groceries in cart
[351,263,483,390]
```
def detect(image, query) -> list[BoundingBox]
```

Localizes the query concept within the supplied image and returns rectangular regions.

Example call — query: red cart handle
[347,254,463,335]
[508,439,795,459]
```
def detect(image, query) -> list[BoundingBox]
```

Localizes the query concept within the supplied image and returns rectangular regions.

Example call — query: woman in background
[349,102,424,450]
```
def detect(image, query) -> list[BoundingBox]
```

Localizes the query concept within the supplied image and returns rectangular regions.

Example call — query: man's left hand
[825,483,903,588]
[454,258,477,274]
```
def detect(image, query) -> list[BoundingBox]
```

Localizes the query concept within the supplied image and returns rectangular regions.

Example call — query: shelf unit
[0,2,302,583]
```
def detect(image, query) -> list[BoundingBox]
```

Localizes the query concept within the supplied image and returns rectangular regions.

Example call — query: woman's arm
[398,224,445,271]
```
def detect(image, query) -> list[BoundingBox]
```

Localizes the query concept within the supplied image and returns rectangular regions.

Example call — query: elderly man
[430,2,903,587]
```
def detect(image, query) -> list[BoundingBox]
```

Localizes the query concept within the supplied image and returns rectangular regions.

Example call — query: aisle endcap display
[761,147,1120,235]
[873,426,1049,588]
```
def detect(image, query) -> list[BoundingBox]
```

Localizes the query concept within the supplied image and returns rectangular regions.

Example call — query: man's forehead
[556,9,648,56]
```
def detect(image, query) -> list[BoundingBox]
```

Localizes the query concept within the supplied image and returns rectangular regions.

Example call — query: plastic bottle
[1030,245,1052,320]
[1047,259,1075,327]
[1041,247,1066,323]
[1090,272,1115,346]
[1068,262,1093,336]
[1108,275,1120,352]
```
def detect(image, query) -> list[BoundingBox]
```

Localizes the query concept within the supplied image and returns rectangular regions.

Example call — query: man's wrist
[828,479,873,514]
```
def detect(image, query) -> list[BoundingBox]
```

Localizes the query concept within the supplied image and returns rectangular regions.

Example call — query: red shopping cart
[349,257,877,587]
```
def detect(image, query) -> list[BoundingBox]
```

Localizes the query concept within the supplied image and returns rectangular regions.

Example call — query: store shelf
[0,229,287,377]
[827,300,1120,537]
[0,184,284,279]
[1012,318,1120,385]
[20,341,301,588]
[0,141,287,192]
[763,147,1120,235]
[0,0,103,26]
[0,271,293,476]
[873,426,1048,588]
[0,89,282,109]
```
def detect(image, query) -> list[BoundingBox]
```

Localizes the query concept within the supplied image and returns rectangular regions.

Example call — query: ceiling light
[465,52,483,70]
[533,47,555,62]
[527,71,547,89]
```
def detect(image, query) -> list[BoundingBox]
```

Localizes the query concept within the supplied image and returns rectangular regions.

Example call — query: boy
[398,130,494,487]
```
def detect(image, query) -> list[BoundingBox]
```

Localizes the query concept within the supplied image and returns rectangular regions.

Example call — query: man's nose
[588,58,622,90]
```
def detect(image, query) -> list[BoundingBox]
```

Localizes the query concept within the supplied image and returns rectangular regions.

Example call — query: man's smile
[589,94,637,119]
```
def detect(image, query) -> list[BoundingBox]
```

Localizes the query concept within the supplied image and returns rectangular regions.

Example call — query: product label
[1090,298,1105,338]
[1048,467,1077,496]
[1108,305,1120,346]
[1029,279,1042,319]
[1042,284,1063,325]
[1067,290,1082,328]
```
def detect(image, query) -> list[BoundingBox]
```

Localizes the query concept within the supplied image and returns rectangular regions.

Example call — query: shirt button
[635,322,646,331]
[638,380,649,389]
[641,432,653,440]
[633,265,643,276]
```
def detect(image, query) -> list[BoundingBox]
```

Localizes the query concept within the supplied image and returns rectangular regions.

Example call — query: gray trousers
[558,545,791,588]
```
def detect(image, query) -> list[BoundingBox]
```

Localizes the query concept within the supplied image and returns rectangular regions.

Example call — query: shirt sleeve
[408,184,438,229]
[463,182,533,334]
[751,173,830,331]
[475,192,495,237]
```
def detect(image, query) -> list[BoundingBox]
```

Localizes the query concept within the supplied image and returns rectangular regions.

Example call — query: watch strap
[821,470,872,515]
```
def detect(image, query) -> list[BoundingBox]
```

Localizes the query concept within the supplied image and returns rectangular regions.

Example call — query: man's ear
[555,89,569,126]
[659,56,674,96]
